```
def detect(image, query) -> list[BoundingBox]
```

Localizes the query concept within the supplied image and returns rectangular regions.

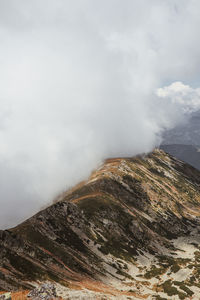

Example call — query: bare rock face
[27,282,57,299]
[1,149,200,299]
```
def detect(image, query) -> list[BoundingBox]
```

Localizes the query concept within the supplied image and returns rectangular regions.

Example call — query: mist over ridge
[1,0,200,228]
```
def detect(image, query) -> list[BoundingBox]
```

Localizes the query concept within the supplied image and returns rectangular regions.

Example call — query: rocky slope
[1,149,200,299]
[161,144,200,171]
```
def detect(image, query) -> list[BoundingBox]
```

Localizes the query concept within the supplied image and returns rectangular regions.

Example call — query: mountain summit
[1,149,200,299]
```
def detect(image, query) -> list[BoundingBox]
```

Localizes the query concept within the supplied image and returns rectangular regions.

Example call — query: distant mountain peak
[163,109,200,146]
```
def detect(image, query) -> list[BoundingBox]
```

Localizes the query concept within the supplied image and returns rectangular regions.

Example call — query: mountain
[162,110,200,146]
[161,110,200,172]
[1,149,200,299]
[160,144,200,171]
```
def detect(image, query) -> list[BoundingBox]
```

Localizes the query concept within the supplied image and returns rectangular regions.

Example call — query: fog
[1,0,200,228]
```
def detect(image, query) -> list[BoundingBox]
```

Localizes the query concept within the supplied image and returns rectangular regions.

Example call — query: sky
[1,0,200,228]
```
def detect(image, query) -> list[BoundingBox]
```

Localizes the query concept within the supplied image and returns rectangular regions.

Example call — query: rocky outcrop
[27,282,57,299]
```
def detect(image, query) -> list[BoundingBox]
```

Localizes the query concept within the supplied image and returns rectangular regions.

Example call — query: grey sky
[1,0,200,228]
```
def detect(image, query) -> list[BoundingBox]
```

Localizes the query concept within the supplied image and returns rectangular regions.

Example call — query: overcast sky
[1,0,200,228]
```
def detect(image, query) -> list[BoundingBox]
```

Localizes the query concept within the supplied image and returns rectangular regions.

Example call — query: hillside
[161,144,200,171]
[1,149,200,299]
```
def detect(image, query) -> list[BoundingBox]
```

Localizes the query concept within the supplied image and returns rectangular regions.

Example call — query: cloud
[1,0,200,228]
[157,82,200,113]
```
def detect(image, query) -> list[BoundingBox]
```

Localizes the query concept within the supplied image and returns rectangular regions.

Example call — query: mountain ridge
[161,144,200,171]
[1,149,200,299]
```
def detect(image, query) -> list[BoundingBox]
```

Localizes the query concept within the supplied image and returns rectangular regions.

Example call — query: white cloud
[157,82,200,113]
[0,0,200,228]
